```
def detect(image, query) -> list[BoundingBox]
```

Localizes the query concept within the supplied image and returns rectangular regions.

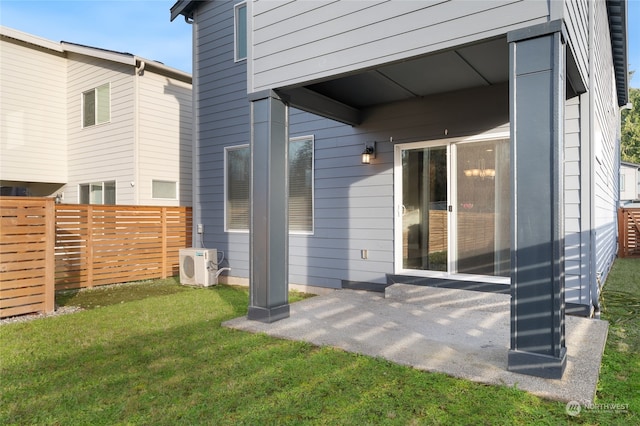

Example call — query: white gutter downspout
[133,59,145,204]
[588,0,599,317]
[185,13,200,247]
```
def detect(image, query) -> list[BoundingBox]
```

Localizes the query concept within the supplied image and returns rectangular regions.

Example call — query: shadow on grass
[55,278,312,311]
[4,266,638,424]
[594,258,640,420]
[55,277,193,309]
[2,284,554,425]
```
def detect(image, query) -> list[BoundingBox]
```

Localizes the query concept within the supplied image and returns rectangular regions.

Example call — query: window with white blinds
[152,180,177,199]
[224,136,314,233]
[288,136,314,233]
[225,145,251,231]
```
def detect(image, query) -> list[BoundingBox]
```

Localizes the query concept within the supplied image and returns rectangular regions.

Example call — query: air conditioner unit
[179,248,218,287]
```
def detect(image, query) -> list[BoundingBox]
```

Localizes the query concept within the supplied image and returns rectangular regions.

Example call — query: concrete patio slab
[223,284,608,403]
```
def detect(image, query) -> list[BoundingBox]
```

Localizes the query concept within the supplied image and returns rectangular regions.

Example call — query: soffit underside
[277,37,508,125]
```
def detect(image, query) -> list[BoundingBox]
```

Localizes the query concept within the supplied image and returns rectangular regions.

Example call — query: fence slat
[53,204,191,291]
[0,197,54,318]
[44,198,55,312]
[0,303,46,319]
[618,207,640,258]
[1,197,191,318]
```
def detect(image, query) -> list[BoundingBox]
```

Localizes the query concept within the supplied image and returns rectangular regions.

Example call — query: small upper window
[152,180,178,200]
[83,83,110,127]
[234,2,247,61]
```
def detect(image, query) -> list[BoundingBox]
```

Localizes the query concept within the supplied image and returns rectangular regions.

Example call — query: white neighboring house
[0,26,192,206]
[620,161,640,204]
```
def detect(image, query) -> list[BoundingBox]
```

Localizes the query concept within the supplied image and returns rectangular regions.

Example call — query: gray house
[171,0,628,379]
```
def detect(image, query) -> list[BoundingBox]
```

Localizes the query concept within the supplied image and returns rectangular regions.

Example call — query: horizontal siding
[592,0,618,287]
[0,37,67,183]
[564,96,587,305]
[564,0,589,88]
[250,0,549,91]
[137,71,192,206]
[195,0,251,279]
[64,53,136,204]
[287,84,509,288]
[195,2,511,290]
[196,0,612,293]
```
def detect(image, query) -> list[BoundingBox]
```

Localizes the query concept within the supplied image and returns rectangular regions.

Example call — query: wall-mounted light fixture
[361,141,376,164]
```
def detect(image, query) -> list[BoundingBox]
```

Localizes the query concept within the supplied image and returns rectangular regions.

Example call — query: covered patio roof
[276,37,508,126]
[171,0,629,121]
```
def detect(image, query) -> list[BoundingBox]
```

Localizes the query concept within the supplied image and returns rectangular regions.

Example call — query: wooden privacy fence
[55,204,192,290]
[1,197,192,318]
[0,197,55,318]
[618,207,640,258]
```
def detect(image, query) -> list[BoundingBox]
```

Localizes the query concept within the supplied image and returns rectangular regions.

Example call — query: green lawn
[1,261,638,425]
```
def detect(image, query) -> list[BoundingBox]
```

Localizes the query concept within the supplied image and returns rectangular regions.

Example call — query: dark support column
[248,91,290,323]
[508,21,567,379]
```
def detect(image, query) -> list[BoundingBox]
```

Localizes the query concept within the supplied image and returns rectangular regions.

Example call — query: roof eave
[136,56,192,83]
[0,25,63,52]
[607,0,629,107]
[621,161,640,169]
[61,41,136,65]
[170,0,197,22]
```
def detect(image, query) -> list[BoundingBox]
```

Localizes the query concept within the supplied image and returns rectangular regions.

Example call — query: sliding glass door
[455,140,510,277]
[401,145,448,271]
[395,137,510,280]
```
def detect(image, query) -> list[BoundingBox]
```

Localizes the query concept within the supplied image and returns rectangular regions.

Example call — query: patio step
[384,283,510,313]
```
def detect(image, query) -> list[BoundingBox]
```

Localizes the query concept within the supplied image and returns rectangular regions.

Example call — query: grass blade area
[595,258,640,420]
[1,263,638,425]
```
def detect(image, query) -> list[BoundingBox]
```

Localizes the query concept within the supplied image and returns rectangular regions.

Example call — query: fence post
[621,208,630,258]
[161,208,168,278]
[44,198,55,313]
[86,205,94,287]
[618,208,623,258]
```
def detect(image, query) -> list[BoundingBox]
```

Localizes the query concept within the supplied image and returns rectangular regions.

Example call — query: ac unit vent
[179,248,218,287]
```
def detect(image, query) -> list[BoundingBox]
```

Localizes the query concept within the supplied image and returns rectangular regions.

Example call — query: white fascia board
[135,56,192,82]
[61,42,136,66]
[0,26,63,52]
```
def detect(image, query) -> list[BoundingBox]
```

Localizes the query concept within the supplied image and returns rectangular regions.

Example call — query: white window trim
[224,144,250,233]
[392,131,511,285]
[79,180,116,205]
[81,83,111,128]
[234,1,248,63]
[224,136,315,234]
[151,179,179,200]
[289,135,315,235]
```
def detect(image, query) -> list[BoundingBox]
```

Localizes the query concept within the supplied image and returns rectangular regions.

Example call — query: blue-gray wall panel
[196,0,511,289]
[249,0,549,92]
[195,2,572,294]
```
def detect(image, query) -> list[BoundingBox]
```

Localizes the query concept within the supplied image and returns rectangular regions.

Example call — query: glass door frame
[393,132,510,285]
